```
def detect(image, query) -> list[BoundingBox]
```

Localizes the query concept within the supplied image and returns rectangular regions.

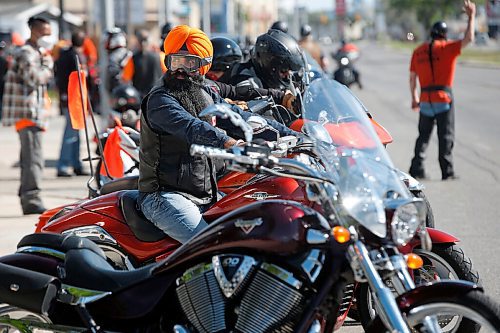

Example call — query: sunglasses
[166,54,212,73]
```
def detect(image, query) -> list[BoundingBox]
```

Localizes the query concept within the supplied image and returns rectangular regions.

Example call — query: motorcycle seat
[17,233,106,259]
[100,176,138,195]
[64,246,156,292]
[119,190,169,242]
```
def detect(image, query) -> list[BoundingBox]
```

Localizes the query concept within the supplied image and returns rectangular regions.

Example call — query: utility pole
[58,0,65,39]
[202,0,211,35]
[98,0,114,120]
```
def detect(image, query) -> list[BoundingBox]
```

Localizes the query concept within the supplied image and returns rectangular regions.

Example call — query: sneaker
[74,168,89,176]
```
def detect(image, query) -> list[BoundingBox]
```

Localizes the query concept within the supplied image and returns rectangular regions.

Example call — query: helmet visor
[166,54,212,73]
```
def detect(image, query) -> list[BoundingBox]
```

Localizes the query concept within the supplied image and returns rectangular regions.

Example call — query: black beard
[164,71,211,120]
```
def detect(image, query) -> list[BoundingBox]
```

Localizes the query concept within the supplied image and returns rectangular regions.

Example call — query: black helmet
[110,84,141,113]
[430,21,447,39]
[210,37,243,72]
[300,24,312,38]
[251,29,304,89]
[270,21,288,33]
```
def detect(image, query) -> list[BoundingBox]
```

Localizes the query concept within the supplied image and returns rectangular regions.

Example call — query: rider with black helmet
[206,36,243,83]
[230,29,304,90]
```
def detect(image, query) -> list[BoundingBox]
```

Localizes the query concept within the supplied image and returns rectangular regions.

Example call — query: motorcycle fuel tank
[158,200,331,270]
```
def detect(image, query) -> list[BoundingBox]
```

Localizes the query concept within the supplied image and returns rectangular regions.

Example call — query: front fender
[396,280,482,311]
[365,281,483,333]
[402,227,460,253]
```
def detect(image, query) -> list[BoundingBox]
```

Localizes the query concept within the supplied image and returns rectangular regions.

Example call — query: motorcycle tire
[365,289,500,333]
[411,190,435,228]
[357,243,480,329]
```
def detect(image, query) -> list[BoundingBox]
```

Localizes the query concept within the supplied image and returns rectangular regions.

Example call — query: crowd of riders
[0,17,342,214]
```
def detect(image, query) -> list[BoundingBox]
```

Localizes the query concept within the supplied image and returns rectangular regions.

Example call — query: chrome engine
[176,254,306,333]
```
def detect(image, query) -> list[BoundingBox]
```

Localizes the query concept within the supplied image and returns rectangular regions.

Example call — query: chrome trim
[301,249,325,283]
[261,262,302,290]
[399,170,425,191]
[213,255,256,298]
[61,225,117,245]
[59,284,111,305]
[306,229,329,244]
[352,240,411,333]
[176,262,212,285]
[243,192,280,201]
[234,217,263,234]
[17,246,65,260]
[307,319,321,333]
[173,325,192,333]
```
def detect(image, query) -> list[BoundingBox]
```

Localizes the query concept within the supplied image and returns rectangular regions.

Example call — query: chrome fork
[349,240,411,333]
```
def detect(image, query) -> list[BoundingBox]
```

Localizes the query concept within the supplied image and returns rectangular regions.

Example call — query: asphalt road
[351,41,500,304]
[0,41,498,332]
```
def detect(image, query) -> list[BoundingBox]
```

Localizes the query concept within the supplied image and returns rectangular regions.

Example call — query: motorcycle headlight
[391,201,425,246]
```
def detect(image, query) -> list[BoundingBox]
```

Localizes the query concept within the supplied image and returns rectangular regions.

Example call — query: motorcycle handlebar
[189,144,264,169]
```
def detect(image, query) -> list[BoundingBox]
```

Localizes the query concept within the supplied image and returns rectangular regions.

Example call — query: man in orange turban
[137,25,296,244]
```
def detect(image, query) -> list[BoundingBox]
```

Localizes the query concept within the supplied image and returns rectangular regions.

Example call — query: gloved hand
[224,98,248,110]
[281,90,296,112]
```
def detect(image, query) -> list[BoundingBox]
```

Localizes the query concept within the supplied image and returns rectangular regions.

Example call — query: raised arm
[461,0,476,49]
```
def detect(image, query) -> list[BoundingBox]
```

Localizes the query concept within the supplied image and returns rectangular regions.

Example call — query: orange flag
[100,127,124,179]
[68,70,88,130]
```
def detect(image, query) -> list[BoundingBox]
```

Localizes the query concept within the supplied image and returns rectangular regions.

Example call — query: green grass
[387,40,500,65]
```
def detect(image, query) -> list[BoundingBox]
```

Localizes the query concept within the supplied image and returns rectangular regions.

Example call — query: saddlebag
[0,262,60,315]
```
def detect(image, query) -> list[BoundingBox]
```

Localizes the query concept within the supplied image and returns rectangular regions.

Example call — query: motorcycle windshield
[302,79,410,238]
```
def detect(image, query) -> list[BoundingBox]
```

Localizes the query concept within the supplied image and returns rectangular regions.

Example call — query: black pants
[409,105,455,179]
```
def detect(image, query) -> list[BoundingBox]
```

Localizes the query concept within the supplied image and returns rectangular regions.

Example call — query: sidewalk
[0,115,90,255]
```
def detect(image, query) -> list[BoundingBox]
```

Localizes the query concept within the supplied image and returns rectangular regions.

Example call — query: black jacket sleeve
[213,80,285,104]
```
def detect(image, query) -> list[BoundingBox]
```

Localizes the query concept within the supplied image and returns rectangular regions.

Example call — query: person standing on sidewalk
[122,29,163,98]
[1,16,54,214]
[408,0,475,180]
[54,30,88,177]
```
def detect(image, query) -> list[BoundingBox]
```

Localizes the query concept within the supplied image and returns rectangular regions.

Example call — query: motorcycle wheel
[411,190,435,228]
[0,304,51,331]
[366,289,500,333]
[357,243,480,329]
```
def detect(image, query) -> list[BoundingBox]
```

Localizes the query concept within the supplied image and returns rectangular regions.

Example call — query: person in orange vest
[122,29,163,97]
[408,0,475,181]
[1,16,54,214]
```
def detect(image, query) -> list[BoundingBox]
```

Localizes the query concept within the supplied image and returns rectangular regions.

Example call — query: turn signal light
[332,226,350,243]
[405,253,424,269]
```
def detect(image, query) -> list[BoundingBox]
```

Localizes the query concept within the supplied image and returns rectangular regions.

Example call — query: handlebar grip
[190,144,231,158]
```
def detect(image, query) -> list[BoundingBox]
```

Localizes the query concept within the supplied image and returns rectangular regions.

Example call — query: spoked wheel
[357,243,480,329]
[366,290,500,333]
[0,304,51,332]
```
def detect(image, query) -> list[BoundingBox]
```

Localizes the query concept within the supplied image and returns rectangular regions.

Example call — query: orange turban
[163,25,213,75]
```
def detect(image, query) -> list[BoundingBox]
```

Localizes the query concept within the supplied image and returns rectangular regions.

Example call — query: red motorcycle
[3,80,499,332]
[32,82,479,330]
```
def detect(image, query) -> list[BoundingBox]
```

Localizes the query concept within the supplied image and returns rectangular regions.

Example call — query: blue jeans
[57,108,82,172]
[140,191,208,243]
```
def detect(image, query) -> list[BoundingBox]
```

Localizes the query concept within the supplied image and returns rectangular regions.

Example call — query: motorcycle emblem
[243,192,280,201]
[234,218,263,234]
[212,255,256,298]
